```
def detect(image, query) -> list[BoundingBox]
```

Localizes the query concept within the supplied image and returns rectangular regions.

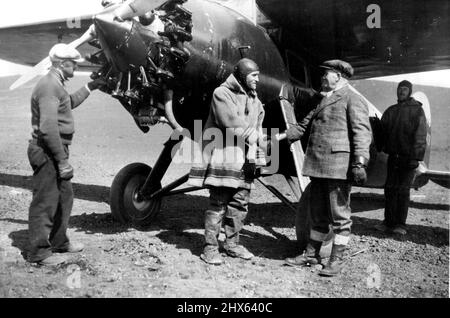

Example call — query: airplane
[1,0,449,252]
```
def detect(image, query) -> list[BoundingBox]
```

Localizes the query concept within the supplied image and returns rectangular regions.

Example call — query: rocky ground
[0,76,448,298]
[0,177,448,298]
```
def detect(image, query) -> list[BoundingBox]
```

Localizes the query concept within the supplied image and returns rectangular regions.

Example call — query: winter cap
[398,80,413,92]
[233,58,259,85]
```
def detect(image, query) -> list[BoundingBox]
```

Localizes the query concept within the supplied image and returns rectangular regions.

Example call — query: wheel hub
[132,187,151,211]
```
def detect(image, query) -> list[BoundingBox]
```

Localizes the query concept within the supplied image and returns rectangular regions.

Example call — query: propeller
[113,0,169,21]
[9,24,97,90]
[9,56,51,90]
[9,1,173,90]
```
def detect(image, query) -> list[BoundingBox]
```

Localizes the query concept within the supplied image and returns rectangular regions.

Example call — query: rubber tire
[295,183,334,258]
[110,163,162,226]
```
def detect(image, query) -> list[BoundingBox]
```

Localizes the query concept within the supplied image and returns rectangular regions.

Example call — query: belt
[32,131,73,142]
[30,137,71,149]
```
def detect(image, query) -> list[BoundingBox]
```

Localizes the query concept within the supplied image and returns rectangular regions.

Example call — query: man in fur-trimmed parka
[189,58,267,265]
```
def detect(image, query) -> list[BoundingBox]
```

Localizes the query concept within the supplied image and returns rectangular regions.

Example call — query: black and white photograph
[0,0,448,300]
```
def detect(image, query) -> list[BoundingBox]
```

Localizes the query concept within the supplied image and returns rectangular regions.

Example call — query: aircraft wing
[0,18,93,67]
[0,0,106,67]
[256,0,450,79]
[3,0,449,81]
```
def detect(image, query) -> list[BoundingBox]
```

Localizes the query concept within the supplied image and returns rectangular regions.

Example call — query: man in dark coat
[27,43,104,266]
[280,60,372,277]
[375,80,427,235]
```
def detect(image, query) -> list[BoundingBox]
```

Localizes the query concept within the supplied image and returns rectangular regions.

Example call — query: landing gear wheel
[110,163,162,226]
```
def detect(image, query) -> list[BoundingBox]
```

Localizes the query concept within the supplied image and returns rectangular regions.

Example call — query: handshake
[58,160,74,181]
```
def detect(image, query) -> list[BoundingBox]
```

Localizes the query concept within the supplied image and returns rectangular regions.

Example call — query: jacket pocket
[27,142,48,173]
[331,143,350,153]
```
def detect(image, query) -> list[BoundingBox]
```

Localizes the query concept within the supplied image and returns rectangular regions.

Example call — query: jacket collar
[312,84,348,117]
[320,80,348,97]
[397,97,422,106]
[49,67,67,86]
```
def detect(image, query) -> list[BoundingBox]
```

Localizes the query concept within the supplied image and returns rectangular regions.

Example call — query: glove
[351,166,367,186]
[351,156,369,186]
[285,126,303,143]
[58,160,74,180]
[243,162,260,179]
[87,78,107,91]
[408,159,419,169]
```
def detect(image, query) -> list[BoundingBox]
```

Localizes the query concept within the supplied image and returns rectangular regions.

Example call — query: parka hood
[221,74,256,97]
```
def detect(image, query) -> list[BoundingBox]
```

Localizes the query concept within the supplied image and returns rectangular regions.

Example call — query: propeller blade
[9,56,51,90]
[114,0,167,20]
[9,24,97,91]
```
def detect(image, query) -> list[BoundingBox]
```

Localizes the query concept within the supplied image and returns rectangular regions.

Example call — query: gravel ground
[0,76,448,298]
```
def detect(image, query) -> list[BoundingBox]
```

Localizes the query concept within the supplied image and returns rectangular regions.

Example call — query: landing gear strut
[109,136,201,226]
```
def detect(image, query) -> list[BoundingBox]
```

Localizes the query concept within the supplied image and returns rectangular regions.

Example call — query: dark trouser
[204,187,250,247]
[384,156,416,228]
[309,178,352,245]
[27,140,73,262]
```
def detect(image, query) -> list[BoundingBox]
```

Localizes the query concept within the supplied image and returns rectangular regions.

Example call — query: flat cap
[49,43,84,63]
[320,59,354,78]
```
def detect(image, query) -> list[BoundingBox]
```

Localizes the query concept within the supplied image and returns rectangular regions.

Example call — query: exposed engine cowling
[89,0,192,133]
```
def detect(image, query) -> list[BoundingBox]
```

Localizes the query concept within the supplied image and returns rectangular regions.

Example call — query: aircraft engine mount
[88,0,192,132]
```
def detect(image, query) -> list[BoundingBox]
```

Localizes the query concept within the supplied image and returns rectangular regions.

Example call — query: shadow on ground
[8,229,29,260]
[351,191,450,212]
[0,173,109,203]
[3,172,448,261]
[2,173,448,211]
[155,228,296,261]
[351,215,449,248]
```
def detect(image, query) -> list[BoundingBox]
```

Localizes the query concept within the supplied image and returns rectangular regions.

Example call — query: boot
[319,244,346,277]
[284,239,322,267]
[200,245,223,265]
[53,242,84,253]
[224,243,254,260]
[224,234,254,260]
[35,254,68,266]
